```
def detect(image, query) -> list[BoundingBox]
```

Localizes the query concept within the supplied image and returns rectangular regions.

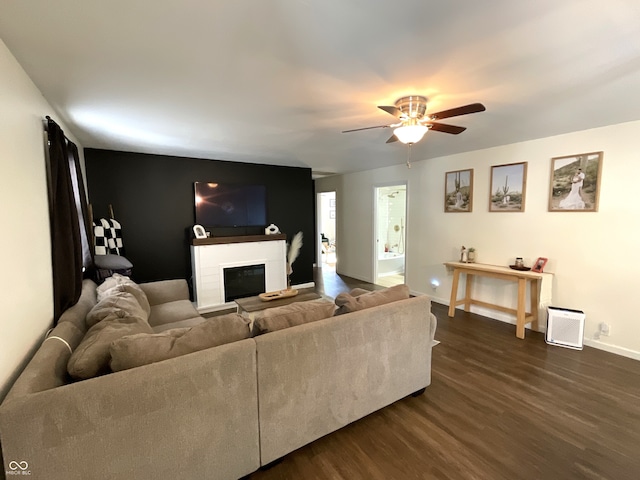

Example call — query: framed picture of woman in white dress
[548,152,603,212]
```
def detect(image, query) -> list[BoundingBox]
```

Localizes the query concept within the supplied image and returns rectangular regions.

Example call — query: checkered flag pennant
[94,218,126,256]
[102,218,125,256]
[93,221,108,255]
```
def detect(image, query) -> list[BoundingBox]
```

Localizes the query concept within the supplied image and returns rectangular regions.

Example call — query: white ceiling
[2,0,640,176]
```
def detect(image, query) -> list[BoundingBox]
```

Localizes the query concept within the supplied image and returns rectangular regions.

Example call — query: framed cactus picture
[444,169,473,212]
[489,162,528,212]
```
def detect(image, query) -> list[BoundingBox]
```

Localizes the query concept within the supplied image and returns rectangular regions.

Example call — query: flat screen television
[194,182,267,228]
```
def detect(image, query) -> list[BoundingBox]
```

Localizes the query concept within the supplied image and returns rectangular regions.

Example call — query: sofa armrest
[139,279,190,306]
[0,339,260,480]
[430,312,438,341]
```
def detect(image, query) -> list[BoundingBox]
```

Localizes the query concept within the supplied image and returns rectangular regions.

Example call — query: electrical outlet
[599,322,610,336]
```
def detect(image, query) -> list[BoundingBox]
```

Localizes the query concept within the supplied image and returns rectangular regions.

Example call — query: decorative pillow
[67,314,153,380]
[334,284,410,315]
[96,273,128,300]
[110,313,251,371]
[96,274,150,316]
[252,299,336,335]
[85,291,148,328]
[117,284,150,315]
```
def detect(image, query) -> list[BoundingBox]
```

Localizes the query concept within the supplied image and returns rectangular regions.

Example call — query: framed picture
[444,169,473,212]
[329,199,336,207]
[329,209,336,219]
[548,151,603,212]
[193,224,207,239]
[489,162,528,212]
[532,257,548,273]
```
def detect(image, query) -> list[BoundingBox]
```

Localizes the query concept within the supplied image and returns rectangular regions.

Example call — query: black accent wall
[84,149,315,288]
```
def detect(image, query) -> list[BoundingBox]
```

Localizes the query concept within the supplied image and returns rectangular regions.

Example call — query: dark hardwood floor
[247,267,640,480]
[312,264,386,299]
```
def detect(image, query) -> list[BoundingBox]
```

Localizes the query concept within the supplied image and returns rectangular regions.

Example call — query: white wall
[316,120,640,360]
[0,39,85,400]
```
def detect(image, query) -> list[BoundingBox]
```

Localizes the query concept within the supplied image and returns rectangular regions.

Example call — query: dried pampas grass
[287,231,303,275]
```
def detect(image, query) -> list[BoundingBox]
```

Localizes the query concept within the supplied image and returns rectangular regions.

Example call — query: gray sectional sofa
[0,277,437,480]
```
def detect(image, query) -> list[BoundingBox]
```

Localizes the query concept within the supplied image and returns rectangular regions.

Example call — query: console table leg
[448,269,460,317]
[464,274,473,312]
[516,277,526,339]
[530,279,540,332]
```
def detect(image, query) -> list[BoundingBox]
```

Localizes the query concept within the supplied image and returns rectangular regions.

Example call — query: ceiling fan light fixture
[393,124,428,144]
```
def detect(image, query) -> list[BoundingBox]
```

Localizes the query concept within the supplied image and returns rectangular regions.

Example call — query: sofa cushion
[138,279,190,306]
[252,299,336,335]
[85,291,148,328]
[334,284,410,315]
[67,315,153,380]
[348,287,371,297]
[152,316,208,333]
[110,313,251,371]
[148,299,200,328]
[96,273,151,316]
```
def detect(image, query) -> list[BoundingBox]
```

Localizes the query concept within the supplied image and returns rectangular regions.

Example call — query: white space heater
[546,306,585,350]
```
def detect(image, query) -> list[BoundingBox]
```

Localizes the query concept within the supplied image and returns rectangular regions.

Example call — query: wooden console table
[444,262,552,339]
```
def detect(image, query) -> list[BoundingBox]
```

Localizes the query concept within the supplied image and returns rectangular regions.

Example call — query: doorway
[374,184,407,287]
[317,191,336,271]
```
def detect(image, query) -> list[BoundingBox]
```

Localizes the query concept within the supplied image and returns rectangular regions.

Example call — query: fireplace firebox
[223,264,266,302]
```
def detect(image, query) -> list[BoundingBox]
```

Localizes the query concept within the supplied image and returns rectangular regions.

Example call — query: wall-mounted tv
[194,182,267,228]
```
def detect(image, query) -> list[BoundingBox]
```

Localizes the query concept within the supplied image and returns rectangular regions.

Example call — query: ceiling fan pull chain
[406,144,412,169]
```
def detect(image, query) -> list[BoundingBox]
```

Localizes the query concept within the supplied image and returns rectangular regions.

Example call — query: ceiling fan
[342,96,486,145]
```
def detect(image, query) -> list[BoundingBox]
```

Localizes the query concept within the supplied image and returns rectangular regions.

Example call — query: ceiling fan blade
[378,105,403,118]
[428,103,486,121]
[342,124,391,133]
[427,122,467,134]
[386,134,398,143]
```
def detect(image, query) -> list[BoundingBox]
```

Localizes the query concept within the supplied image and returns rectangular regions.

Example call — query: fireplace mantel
[192,234,286,246]
[190,236,287,312]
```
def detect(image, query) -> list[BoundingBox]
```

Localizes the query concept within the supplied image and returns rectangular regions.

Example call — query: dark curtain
[46,118,90,324]
[68,141,94,272]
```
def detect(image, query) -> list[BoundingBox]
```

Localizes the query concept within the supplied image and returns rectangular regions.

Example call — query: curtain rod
[44,115,61,131]
[44,116,74,147]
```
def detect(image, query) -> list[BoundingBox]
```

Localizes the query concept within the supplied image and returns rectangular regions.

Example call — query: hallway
[313,265,387,298]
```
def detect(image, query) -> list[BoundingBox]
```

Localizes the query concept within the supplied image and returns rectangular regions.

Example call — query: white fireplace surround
[191,236,287,312]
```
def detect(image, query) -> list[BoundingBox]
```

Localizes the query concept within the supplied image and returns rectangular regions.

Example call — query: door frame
[372,182,408,283]
[316,190,337,267]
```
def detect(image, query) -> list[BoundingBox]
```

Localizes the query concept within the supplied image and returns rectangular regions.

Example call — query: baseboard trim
[427,296,543,332]
[430,297,640,361]
[583,339,640,361]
